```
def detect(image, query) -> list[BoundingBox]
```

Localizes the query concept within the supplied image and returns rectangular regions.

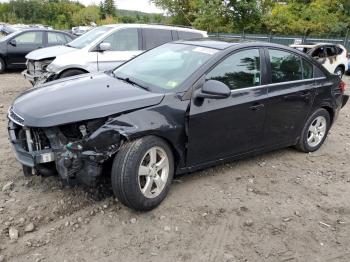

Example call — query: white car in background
[23,24,207,86]
[290,43,348,78]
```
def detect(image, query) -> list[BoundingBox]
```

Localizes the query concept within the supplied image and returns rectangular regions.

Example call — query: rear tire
[0,57,5,73]
[295,108,330,152]
[59,69,87,79]
[334,66,344,78]
[111,136,174,211]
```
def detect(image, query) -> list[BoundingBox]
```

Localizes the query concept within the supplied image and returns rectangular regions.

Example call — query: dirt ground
[0,72,350,262]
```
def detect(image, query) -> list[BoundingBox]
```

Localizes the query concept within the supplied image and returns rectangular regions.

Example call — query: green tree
[72,5,99,26]
[152,0,195,25]
[191,0,231,32]
[104,0,116,17]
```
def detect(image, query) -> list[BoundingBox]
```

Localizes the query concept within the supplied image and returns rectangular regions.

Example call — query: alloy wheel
[307,116,327,147]
[138,146,170,198]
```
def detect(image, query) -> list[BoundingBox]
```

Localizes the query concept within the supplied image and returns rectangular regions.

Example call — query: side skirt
[175,140,297,175]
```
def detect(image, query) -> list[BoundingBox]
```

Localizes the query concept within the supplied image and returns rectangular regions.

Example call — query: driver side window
[206,49,261,90]
[103,28,139,51]
[14,32,43,45]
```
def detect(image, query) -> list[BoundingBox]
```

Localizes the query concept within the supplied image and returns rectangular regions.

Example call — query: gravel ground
[0,72,350,262]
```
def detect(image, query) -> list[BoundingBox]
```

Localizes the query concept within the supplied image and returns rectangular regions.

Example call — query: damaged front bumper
[22,70,54,86]
[8,117,55,167]
[7,115,121,186]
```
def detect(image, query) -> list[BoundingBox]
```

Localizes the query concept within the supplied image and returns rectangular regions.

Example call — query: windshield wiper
[114,74,150,91]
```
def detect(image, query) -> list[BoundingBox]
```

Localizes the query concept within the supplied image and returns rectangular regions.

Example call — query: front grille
[8,107,24,126]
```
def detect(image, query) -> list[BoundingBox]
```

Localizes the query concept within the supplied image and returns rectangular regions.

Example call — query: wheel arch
[336,64,345,72]
[321,105,335,125]
[57,67,89,78]
[121,133,182,170]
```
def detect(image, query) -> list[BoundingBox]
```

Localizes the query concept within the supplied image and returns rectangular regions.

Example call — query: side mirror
[195,80,231,99]
[9,39,16,46]
[98,42,111,52]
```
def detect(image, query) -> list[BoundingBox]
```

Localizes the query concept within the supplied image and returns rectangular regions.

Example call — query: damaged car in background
[8,40,348,211]
[290,42,348,78]
[23,24,207,86]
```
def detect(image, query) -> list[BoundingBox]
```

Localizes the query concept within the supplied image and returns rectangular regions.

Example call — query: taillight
[339,80,346,92]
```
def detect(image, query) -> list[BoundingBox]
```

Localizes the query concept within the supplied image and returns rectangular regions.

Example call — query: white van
[23,24,207,85]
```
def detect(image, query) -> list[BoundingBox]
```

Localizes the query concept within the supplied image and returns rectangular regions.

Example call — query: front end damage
[22,59,56,86]
[8,108,122,186]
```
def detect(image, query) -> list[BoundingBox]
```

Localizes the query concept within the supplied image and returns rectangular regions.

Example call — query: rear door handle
[250,103,264,111]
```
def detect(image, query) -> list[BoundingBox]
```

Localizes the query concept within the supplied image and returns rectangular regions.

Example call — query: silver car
[23,24,207,86]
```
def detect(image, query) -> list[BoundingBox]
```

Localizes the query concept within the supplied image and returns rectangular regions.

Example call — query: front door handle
[250,103,264,111]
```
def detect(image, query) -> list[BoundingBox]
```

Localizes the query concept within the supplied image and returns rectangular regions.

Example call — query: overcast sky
[0,0,163,13]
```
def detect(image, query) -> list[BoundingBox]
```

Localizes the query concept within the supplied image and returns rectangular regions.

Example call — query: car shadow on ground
[44,146,299,205]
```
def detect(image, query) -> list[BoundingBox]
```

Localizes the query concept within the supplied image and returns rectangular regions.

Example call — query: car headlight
[34,59,54,71]
[46,61,58,73]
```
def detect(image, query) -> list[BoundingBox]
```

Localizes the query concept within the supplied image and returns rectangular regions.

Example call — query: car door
[7,31,44,66]
[91,28,143,72]
[187,48,268,166]
[264,48,316,146]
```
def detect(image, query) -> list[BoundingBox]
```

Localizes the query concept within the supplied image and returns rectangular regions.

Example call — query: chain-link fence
[209,33,350,51]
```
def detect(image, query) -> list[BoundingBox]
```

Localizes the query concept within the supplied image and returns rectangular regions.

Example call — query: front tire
[22,165,33,177]
[0,57,5,73]
[296,108,330,152]
[111,136,174,211]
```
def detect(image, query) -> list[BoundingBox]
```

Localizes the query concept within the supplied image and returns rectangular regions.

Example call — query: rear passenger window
[178,31,202,40]
[269,49,302,83]
[48,32,67,45]
[336,47,343,55]
[143,29,172,49]
[302,59,313,79]
[206,49,261,90]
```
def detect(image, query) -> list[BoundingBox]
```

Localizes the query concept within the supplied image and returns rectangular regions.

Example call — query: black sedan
[0,29,74,73]
[7,39,348,211]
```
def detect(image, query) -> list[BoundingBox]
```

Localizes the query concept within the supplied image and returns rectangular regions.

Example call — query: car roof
[175,38,241,50]
[177,38,309,51]
[10,28,74,36]
[290,43,340,48]
[102,23,207,34]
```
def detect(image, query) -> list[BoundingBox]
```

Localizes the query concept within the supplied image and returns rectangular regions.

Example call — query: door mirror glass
[196,80,231,99]
[9,39,16,46]
[99,42,111,52]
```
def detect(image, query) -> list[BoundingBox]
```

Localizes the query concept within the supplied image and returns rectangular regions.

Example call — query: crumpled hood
[25,45,76,60]
[11,73,164,127]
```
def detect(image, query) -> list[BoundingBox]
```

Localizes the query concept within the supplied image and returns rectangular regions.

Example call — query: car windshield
[67,26,113,49]
[113,43,218,92]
